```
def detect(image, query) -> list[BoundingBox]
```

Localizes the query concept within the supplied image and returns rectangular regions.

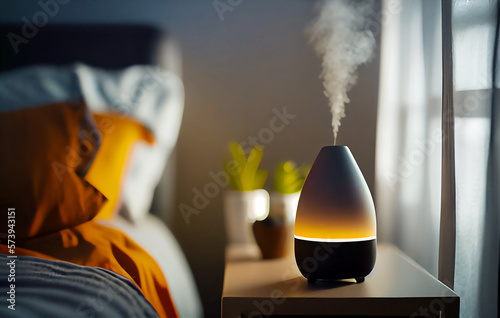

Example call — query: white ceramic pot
[269,191,300,224]
[223,189,270,245]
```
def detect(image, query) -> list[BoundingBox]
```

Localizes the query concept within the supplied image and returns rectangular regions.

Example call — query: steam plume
[308,0,376,145]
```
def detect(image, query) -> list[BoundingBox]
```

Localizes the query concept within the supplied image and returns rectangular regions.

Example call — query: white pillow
[75,63,184,221]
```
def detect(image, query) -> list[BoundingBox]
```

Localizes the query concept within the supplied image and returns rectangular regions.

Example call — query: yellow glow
[294,206,376,240]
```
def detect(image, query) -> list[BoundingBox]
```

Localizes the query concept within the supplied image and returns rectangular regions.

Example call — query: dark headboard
[0,24,168,71]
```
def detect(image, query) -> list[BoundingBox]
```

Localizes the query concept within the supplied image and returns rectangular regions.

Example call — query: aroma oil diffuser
[294,146,376,283]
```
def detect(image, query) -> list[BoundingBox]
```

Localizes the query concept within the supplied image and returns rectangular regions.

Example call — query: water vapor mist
[308,0,376,144]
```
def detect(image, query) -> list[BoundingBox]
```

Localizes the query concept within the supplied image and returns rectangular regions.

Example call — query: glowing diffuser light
[294,146,376,283]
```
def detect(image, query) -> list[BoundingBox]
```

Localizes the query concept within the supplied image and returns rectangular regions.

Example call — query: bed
[0,24,202,318]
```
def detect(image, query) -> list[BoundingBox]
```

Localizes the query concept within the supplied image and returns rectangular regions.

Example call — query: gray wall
[0,1,380,317]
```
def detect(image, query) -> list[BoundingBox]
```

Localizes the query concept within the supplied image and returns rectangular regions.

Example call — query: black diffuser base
[295,238,376,283]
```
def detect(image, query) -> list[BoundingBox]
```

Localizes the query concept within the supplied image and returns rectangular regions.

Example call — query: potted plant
[270,161,309,223]
[223,142,269,245]
[252,161,309,258]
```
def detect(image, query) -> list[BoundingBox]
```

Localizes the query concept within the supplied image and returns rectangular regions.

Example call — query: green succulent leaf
[229,142,246,171]
[224,142,267,191]
[254,169,268,190]
[224,159,242,190]
[241,146,263,190]
[273,160,309,194]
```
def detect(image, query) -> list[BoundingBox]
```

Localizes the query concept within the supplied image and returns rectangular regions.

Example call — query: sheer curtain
[376,0,499,317]
[376,0,441,275]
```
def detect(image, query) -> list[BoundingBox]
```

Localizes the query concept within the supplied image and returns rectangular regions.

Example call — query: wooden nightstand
[221,244,459,317]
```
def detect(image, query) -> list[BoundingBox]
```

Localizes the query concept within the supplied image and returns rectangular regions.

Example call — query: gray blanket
[0,254,159,318]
